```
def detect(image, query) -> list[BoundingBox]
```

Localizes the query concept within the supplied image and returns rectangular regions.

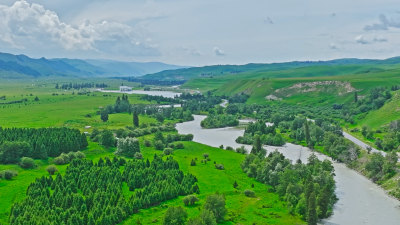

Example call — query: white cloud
[0,0,159,56]
[213,47,225,56]
[364,14,400,31]
[355,35,369,44]
[355,35,388,45]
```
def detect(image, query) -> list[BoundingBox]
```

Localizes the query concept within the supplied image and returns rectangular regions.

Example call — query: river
[97,89,181,98]
[176,115,400,225]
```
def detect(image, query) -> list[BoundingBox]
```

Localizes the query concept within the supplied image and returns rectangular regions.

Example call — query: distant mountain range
[0,52,185,78]
[140,57,400,82]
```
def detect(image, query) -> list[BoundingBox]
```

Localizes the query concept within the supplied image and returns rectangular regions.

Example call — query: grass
[0,78,304,224]
[0,141,304,225]
[123,141,304,225]
[184,68,400,105]
[0,78,151,130]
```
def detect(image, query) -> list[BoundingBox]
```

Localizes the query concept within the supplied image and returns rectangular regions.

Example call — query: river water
[97,89,181,98]
[176,115,400,225]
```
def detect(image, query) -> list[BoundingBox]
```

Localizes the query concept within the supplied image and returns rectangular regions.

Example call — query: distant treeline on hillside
[56,83,108,90]
[116,77,186,86]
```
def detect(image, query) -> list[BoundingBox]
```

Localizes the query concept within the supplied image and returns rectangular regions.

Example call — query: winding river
[97,89,181,98]
[176,115,400,225]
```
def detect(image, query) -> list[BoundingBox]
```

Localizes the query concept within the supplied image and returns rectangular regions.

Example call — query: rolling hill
[0,52,184,78]
[140,57,400,82]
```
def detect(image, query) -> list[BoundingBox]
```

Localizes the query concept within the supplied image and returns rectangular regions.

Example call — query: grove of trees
[10,156,198,225]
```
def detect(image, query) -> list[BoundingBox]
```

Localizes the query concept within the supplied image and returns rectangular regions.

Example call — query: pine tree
[354,91,358,103]
[307,192,317,225]
[304,121,310,146]
[233,180,238,189]
[133,108,139,127]
[101,110,109,122]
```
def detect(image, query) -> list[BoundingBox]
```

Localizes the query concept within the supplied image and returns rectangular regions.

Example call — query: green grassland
[0,78,151,130]
[184,67,400,104]
[0,78,304,224]
[125,141,303,225]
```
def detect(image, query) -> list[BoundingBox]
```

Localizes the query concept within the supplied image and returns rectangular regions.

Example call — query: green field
[0,78,304,225]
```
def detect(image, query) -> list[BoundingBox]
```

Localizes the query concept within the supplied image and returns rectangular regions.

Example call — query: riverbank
[176,115,400,225]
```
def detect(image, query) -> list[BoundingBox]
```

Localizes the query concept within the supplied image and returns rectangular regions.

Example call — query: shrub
[134,152,143,159]
[183,195,199,206]
[236,146,247,154]
[59,153,70,163]
[190,159,196,166]
[116,137,140,157]
[67,151,77,161]
[1,170,18,180]
[46,165,58,175]
[225,146,234,151]
[154,140,164,150]
[74,151,86,159]
[163,148,173,155]
[215,164,224,170]
[20,157,36,169]
[244,189,255,197]
[163,206,187,225]
[53,156,65,165]
[144,139,152,147]
[175,143,184,149]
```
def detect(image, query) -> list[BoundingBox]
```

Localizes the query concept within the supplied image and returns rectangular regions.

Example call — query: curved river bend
[176,115,400,225]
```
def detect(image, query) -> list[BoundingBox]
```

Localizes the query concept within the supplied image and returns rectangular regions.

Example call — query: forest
[0,127,88,163]
[10,156,198,225]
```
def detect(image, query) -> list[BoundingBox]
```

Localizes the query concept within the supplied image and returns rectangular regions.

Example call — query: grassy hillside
[142,57,400,82]
[183,66,400,105]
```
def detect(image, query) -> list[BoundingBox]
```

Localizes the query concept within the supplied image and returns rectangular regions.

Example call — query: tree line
[56,83,108,90]
[242,151,336,225]
[10,156,198,225]
[0,127,88,163]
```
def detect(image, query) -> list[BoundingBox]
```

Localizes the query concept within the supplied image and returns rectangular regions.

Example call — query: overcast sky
[0,0,400,66]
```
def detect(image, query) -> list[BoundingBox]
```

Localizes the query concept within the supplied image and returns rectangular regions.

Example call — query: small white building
[120,86,132,92]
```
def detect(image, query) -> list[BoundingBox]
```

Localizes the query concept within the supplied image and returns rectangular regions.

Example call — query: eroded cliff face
[266,81,356,100]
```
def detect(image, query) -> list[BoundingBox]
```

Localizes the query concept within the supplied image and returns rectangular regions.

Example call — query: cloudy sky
[0,0,400,66]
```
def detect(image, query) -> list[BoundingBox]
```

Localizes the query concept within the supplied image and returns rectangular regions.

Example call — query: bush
[116,137,140,157]
[46,165,58,175]
[183,195,199,206]
[175,143,184,149]
[215,164,224,170]
[154,140,164,150]
[20,157,36,169]
[53,156,65,165]
[59,153,70,163]
[190,159,196,166]
[67,151,77,161]
[74,151,86,159]
[236,146,247,154]
[144,139,152,147]
[1,170,18,180]
[244,189,255,197]
[225,146,234,151]
[134,152,143,159]
[163,148,173,155]
[163,206,187,225]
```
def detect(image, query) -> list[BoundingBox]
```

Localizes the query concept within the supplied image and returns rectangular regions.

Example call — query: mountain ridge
[0,52,184,78]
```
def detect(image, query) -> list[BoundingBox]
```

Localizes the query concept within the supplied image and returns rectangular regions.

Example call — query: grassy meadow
[0,78,304,224]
